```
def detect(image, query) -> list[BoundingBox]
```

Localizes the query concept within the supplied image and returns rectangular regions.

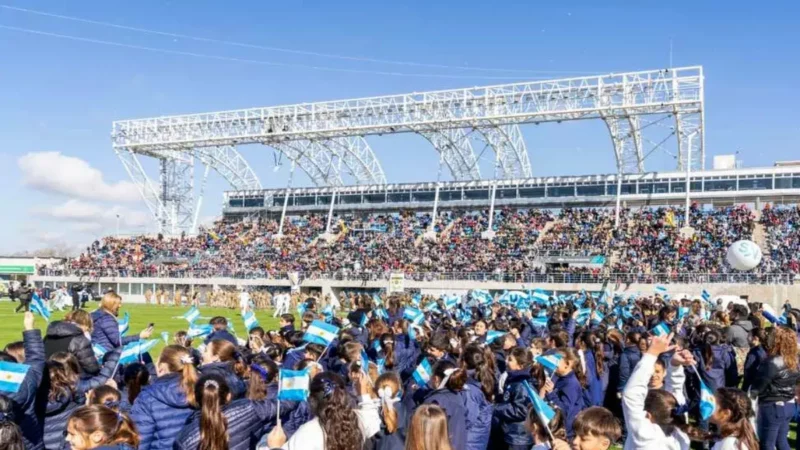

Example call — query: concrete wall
[30,274,800,310]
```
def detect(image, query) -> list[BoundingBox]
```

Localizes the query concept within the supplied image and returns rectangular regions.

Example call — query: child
[120,363,150,413]
[709,388,757,450]
[740,328,766,393]
[200,339,247,399]
[419,360,468,450]
[204,317,237,346]
[86,385,122,411]
[404,404,453,450]
[540,349,585,440]
[495,347,535,449]
[554,406,622,450]
[64,405,139,450]
[460,344,494,450]
[617,331,642,395]
[0,394,24,450]
[372,372,409,450]
[526,403,566,450]
[279,313,295,335]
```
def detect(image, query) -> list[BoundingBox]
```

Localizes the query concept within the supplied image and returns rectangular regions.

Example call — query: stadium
[31,67,800,306]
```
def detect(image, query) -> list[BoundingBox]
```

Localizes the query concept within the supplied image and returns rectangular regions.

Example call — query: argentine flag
[187,324,213,339]
[119,339,159,365]
[277,368,311,401]
[654,285,668,296]
[678,307,690,320]
[118,312,130,337]
[92,343,108,362]
[531,315,548,328]
[303,320,339,347]
[0,361,30,394]
[360,349,370,375]
[536,353,563,376]
[377,358,386,375]
[575,308,592,326]
[181,306,200,324]
[693,367,717,420]
[532,289,549,305]
[523,380,555,429]
[651,322,671,337]
[701,289,713,306]
[471,289,492,306]
[161,331,170,345]
[412,359,432,386]
[591,310,605,326]
[374,308,389,321]
[403,307,424,325]
[411,294,422,306]
[485,330,507,344]
[297,303,307,315]
[30,293,51,322]
[444,295,459,310]
[242,311,259,331]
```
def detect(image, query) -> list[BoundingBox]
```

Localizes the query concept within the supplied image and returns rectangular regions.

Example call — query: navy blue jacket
[283,401,311,438]
[282,346,307,371]
[546,371,584,439]
[43,349,120,450]
[493,369,533,447]
[393,334,419,380]
[129,373,195,450]
[742,345,767,392]
[617,345,641,393]
[93,445,136,450]
[174,398,285,450]
[10,330,46,450]
[463,373,493,450]
[693,344,735,390]
[421,388,468,450]
[91,309,139,350]
[583,350,604,407]
[199,362,246,399]
[372,401,410,450]
[204,329,237,346]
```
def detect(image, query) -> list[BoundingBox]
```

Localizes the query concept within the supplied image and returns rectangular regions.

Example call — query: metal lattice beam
[603,115,645,173]
[270,141,343,186]
[193,146,262,191]
[158,151,194,234]
[318,137,386,184]
[479,124,532,178]
[420,128,481,180]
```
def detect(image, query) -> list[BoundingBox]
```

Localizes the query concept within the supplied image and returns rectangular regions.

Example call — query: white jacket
[280,396,381,450]
[622,353,690,450]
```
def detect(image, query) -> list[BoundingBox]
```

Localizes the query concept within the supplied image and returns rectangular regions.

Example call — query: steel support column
[420,128,481,181]
[480,125,532,178]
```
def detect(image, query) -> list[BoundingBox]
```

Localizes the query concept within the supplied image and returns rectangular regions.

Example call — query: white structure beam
[420,128,481,180]
[479,124,532,178]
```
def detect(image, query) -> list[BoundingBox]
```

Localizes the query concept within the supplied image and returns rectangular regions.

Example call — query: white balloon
[726,240,763,271]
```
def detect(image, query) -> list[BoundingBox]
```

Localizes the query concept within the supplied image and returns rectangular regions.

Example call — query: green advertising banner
[0,265,35,274]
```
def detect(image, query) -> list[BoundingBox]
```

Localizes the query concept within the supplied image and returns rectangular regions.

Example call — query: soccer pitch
[0,300,283,357]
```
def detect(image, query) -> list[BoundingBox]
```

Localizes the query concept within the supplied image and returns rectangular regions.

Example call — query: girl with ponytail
[0,394,24,450]
[176,373,289,450]
[418,360,468,450]
[709,388,758,450]
[120,363,149,412]
[130,344,198,450]
[460,344,494,450]
[64,405,139,450]
[576,331,606,407]
[200,339,247,399]
[263,371,381,450]
[247,356,282,444]
[371,372,409,450]
[494,347,536,450]
[86,386,122,412]
[405,405,453,450]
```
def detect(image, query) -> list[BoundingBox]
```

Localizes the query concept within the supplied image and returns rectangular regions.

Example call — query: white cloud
[18,151,141,203]
[31,199,151,229]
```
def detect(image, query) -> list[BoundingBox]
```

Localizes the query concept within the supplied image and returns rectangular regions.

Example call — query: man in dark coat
[14,284,33,313]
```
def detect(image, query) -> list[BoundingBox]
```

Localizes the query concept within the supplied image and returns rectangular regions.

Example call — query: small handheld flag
[181,306,200,324]
[118,312,130,337]
[360,349,370,375]
[187,324,213,339]
[691,366,717,420]
[655,285,668,296]
[523,380,555,438]
[161,331,170,345]
[412,359,432,386]
[303,320,340,347]
[536,353,563,377]
[30,293,51,322]
[650,322,671,337]
[485,330,507,344]
[374,308,389,321]
[0,361,30,394]
[119,339,159,365]
[92,343,108,362]
[277,368,311,401]
[403,307,424,325]
[242,311,259,331]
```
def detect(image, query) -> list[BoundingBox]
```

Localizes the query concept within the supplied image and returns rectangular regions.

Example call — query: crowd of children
[0,288,798,450]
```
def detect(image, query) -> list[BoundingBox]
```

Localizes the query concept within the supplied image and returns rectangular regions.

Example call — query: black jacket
[11,330,46,450]
[749,355,800,403]
[44,321,100,375]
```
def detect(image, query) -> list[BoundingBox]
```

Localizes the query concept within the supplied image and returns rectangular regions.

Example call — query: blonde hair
[158,345,199,406]
[405,404,452,450]
[65,309,93,333]
[375,372,402,433]
[100,292,122,315]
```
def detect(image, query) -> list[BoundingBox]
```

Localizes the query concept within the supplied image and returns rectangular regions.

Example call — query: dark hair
[658,306,677,323]
[308,372,363,450]
[715,388,758,450]
[209,317,228,329]
[249,327,265,339]
[0,394,23,450]
[644,389,708,441]
[428,333,451,354]
[461,344,496,401]
[247,356,279,401]
[2,342,24,363]
[206,339,245,377]
[509,347,533,369]
[549,329,569,348]
[305,343,327,360]
[195,375,230,450]
[526,400,566,442]
[87,385,122,411]
[578,331,605,376]
[698,328,722,367]
[431,360,467,391]
[625,331,642,347]
[123,363,150,406]
[379,333,396,370]
[67,405,139,448]
[280,313,295,324]
[749,327,766,344]
[47,352,79,402]
[573,406,621,443]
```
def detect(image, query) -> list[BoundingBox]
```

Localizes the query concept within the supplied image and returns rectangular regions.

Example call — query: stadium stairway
[751,209,768,250]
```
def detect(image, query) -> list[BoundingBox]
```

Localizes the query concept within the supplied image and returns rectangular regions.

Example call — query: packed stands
[760,205,800,274]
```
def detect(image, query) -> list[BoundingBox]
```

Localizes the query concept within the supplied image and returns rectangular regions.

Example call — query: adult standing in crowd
[14,283,33,313]
[90,291,153,350]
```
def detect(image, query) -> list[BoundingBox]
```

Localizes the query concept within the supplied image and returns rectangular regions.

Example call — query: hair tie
[438,368,457,390]
[0,412,8,423]
[250,363,270,381]
[204,379,220,389]
[180,355,193,365]
[320,378,336,399]
[104,400,120,410]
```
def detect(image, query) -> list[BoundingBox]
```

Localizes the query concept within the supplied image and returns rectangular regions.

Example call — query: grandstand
[31,66,800,306]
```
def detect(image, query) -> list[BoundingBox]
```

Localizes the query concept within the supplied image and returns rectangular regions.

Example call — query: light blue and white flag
[358,312,369,327]
[360,349,370,375]
[575,308,592,326]
[303,320,340,347]
[181,306,200,324]
[424,302,441,314]
[403,307,424,325]
[532,289,550,305]
[692,366,717,420]
[242,311,259,331]
[485,330,507,344]
[374,308,389,321]
[591,310,605,326]
[321,305,334,320]
[297,303,307,315]
[654,285,668,296]
[411,294,422,306]
[372,293,383,306]
[531,315,548,328]
[650,321,671,337]
[118,312,130,337]
[30,293,51,322]
[277,368,311,401]
[443,295,459,311]
[119,339,159,365]
[412,359,432,386]
[0,361,30,394]
[161,331,170,346]
[92,343,108,362]
[701,289,713,306]
[187,324,213,339]
[523,380,555,430]
[471,289,492,306]
[536,353,563,376]
[678,307,690,320]
[377,358,386,375]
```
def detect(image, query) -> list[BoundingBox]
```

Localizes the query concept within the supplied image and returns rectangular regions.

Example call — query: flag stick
[316,343,331,362]
[276,369,282,427]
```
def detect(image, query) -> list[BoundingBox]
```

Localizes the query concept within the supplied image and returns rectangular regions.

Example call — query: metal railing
[34,268,798,285]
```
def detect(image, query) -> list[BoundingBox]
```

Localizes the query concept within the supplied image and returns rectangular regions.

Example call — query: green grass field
[0,300,283,357]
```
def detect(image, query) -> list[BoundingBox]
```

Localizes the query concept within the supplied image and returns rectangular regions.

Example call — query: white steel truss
[112,67,703,233]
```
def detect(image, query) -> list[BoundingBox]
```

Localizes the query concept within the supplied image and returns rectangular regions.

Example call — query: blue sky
[1,1,798,254]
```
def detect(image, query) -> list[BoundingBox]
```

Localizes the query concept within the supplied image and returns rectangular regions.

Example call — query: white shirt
[622,353,690,450]
[278,397,381,450]
[711,437,747,450]
[239,291,251,309]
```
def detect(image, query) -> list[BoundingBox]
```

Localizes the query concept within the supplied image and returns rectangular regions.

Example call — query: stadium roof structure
[112,66,704,234]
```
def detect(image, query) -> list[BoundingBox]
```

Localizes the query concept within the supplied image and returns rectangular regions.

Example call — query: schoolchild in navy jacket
[5,320,46,450]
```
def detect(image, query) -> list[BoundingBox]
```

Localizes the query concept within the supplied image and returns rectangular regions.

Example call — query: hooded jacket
[493,368,533,447]
[199,361,246,399]
[11,330,46,450]
[44,320,100,376]
[725,320,754,349]
[421,388,468,450]
[129,373,195,450]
